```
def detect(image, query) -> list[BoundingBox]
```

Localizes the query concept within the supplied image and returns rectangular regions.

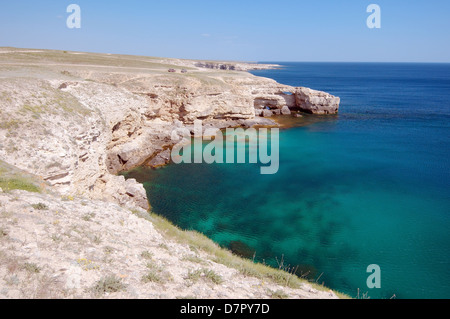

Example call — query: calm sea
[123,63,450,299]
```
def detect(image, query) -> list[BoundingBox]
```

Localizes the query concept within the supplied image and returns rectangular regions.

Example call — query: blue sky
[1,0,449,62]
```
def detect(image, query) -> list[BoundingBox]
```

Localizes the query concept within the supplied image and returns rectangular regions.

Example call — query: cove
[122,62,450,299]
[171,120,280,175]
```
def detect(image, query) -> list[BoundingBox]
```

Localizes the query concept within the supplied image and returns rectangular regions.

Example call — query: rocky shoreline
[0,48,342,299]
[0,48,339,211]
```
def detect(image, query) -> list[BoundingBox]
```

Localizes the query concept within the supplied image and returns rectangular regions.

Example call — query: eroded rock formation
[0,49,339,210]
[0,48,343,300]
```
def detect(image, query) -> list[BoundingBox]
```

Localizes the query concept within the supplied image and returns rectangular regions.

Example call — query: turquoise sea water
[123,63,450,299]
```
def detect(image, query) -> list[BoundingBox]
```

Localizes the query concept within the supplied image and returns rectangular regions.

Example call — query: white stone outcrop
[0,50,339,211]
[295,87,340,115]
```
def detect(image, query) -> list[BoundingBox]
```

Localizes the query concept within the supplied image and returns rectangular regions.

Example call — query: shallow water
[123,63,450,299]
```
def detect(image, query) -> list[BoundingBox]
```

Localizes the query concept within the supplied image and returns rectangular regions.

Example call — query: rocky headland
[0,48,342,299]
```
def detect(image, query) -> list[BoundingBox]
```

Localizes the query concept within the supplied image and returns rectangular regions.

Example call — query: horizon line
[2,46,450,65]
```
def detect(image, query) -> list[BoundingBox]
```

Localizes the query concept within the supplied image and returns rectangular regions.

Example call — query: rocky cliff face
[0,48,343,300]
[193,61,280,71]
[0,48,339,211]
[295,87,340,114]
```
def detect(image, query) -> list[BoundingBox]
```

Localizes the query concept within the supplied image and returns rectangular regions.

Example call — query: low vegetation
[0,160,44,193]
[141,262,173,284]
[92,275,126,295]
[0,227,8,238]
[186,268,223,285]
[0,48,348,299]
[132,208,349,298]
[23,262,41,274]
[31,203,49,210]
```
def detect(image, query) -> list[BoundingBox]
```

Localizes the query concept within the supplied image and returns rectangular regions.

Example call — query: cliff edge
[0,48,343,299]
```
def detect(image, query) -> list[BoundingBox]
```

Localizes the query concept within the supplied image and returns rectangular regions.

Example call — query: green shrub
[0,227,8,238]
[140,251,153,260]
[23,262,41,274]
[31,203,49,210]
[186,268,223,285]
[141,271,163,284]
[92,275,126,295]
[141,262,173,284]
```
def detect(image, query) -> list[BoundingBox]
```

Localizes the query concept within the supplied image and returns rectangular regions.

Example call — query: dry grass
[92,275,126,295]
[141,262,173,284]
[132,209,350,298]
[186,268,223,285]
[0,49,185,71]
[0,160,44,193]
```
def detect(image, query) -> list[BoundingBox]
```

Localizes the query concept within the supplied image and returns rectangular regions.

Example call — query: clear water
[123,63,450,299]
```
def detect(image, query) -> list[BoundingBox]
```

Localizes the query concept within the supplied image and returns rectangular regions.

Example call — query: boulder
[146,149,171,168]
[295,87,340,114]
[281,105,291,115]
[262,109,273,118]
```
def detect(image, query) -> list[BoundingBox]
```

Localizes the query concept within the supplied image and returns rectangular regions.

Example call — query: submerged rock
[229,241,256,259]
[146,149,171,168]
